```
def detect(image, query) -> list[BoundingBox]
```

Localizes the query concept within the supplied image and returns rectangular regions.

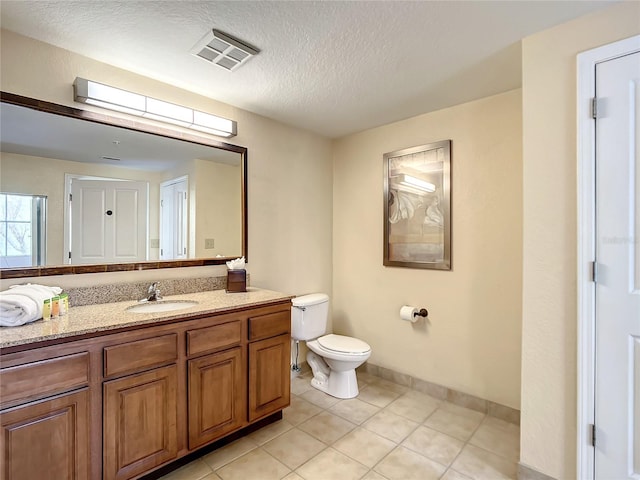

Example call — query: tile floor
[161,371,520,480]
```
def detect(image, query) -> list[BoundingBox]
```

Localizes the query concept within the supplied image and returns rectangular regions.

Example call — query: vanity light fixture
[190,29,259,71]
[73,77,237,138]
[393,174,436,194]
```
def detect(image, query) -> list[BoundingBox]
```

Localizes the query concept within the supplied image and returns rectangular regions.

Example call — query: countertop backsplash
[65,274,249,307]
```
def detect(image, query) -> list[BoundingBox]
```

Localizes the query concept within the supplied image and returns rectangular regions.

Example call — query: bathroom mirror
[0,92,247,278]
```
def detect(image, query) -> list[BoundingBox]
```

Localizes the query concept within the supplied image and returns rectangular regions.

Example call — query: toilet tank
[291,293,329,341]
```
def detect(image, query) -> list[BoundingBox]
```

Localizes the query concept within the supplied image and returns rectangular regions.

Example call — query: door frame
[576,34,640,480]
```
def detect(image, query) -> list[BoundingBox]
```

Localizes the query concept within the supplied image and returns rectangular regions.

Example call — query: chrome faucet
[143,282,162,302]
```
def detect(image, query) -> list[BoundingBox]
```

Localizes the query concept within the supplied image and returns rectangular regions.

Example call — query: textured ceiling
[0,0,615,138]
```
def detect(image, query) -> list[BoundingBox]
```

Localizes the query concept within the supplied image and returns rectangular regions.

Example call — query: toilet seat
[317,334,371,355]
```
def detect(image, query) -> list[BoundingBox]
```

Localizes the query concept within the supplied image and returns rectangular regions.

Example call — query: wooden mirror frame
[0,92,248,279]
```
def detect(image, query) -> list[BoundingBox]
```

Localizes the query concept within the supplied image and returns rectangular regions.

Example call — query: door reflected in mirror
[0,95,246,274]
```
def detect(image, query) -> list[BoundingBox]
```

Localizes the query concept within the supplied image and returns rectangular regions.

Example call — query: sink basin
[126,300,199,314]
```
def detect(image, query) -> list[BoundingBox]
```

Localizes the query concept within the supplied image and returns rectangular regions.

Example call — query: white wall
[520,2,640,477]
[0,30,333,297]
[333,89,523,409]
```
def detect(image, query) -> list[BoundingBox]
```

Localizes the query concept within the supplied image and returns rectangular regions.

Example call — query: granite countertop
[0,288,294,349]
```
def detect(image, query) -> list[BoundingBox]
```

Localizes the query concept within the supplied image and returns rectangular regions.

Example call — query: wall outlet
[204,238,215,249]
[150,239,160,248]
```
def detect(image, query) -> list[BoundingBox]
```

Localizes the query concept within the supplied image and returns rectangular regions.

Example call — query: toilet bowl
[291,293,371,399]
[306,334,371,398]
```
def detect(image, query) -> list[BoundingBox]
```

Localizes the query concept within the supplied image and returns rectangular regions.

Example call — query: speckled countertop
[0,288,294,349]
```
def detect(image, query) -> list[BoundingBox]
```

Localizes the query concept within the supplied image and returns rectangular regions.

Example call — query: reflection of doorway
[66,177,148,264]
[160,176,188,260]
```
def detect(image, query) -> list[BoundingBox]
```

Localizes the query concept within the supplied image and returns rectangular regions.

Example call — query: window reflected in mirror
[0,193,46,268]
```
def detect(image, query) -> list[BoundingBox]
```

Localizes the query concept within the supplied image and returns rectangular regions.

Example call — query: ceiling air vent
[191,29,259,71]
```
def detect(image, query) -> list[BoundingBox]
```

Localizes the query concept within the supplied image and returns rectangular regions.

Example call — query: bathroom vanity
[0,288,293,480]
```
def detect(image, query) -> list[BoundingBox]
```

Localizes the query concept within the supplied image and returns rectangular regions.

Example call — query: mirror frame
[0,91,248,279]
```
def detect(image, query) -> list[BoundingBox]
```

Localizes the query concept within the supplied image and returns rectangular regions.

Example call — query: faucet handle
[148,282,158,293]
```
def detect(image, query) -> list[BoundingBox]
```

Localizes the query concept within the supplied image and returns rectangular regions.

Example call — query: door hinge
[591,261,598,283]
[591,97,599,119]
[591,424,596,447]
[68,251,71,260]
[69,193,72,201]
[184,192,187,199]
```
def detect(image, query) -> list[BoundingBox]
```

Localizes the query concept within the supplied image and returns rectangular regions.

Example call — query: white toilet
[291,293,371,399]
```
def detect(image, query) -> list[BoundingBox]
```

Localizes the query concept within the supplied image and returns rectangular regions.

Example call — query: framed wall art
[383,140,451,270]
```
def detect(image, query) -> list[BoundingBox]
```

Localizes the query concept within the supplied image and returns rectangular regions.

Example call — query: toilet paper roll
[400,305,418,323]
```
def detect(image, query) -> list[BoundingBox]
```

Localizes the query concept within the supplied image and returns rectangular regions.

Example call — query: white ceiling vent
[191,29,259,71]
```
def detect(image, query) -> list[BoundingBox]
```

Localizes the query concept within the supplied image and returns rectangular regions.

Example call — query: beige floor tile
[356,371,378,386]
[333,427,396,468]
[401,425,464,466]
[440,469,472,480]
[249,419,294,445]
[374,446,447,480]
[263,428,327,470]
[216,449,290,480]
[386,391,441,423]
[451,444,517,480]
[329,398,380,425]
[362,471,388,480]
[298,411,356,444]
[362,409,419,443]
[357,383,402,408]
[202,437,257,470]
[291,374,314,395]
[160,459,213,480]
[369,378,410,395]
[300,388,341,409]
[424,404,484,441]
[469,416,520,461]
[283,396,323,425]
[282,473,305,480]
[200,474,222,480]
[295,448,369,480]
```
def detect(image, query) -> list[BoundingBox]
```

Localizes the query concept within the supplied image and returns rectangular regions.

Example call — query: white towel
[0,284,63,327]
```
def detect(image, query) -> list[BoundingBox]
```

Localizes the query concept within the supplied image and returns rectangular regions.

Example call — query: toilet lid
[318,334,371,354]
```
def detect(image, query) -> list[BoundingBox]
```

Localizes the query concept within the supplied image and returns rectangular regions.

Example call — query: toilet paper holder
[414,308,429,318]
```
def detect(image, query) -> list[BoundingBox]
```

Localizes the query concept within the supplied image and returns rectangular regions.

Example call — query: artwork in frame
[383,140,451,270]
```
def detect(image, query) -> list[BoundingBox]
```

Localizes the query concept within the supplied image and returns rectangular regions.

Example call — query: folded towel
[0,284,63,327]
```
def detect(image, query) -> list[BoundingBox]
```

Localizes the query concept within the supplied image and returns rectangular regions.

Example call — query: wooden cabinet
[249,334,291,421]
[0,389,89,480]
[188,347,245,449]
[0,299,291,480]
[103,365,179,480]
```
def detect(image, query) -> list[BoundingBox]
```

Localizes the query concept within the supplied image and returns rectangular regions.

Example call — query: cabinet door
[188,347,245,449]
[248,334,291,421]
[0,389,89,480]
[103,365,178,480]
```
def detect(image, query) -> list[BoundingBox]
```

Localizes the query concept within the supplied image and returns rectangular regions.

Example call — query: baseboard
[359,362,520,425]
[518,462,557,480]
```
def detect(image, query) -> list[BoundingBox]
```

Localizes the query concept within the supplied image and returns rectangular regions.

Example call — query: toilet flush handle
[292,305,306,311]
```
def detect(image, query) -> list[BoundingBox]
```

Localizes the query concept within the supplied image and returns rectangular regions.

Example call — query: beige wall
[194,159,242,258]
[0,30,333,297]
[520,2,640,478]
[333,89,523,409]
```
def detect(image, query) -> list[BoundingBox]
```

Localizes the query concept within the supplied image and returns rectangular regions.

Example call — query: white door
[70,179,148,264]
[595,51,640,479]
[159,177,188,260]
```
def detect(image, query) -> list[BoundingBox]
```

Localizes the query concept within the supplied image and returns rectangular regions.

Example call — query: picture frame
[383,140,451,270]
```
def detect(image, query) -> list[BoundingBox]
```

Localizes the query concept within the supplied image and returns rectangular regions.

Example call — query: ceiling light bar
[191,29,259,71]
[391,174,436,194]
[73,78,237,138]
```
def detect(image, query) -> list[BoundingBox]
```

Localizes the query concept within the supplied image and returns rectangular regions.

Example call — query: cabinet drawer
[0,352,89,408]
[187,320,242,357]
[104,334,177,378]
[248,310,290,341]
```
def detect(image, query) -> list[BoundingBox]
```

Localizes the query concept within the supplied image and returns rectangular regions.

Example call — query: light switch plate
[205,238,215,249]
